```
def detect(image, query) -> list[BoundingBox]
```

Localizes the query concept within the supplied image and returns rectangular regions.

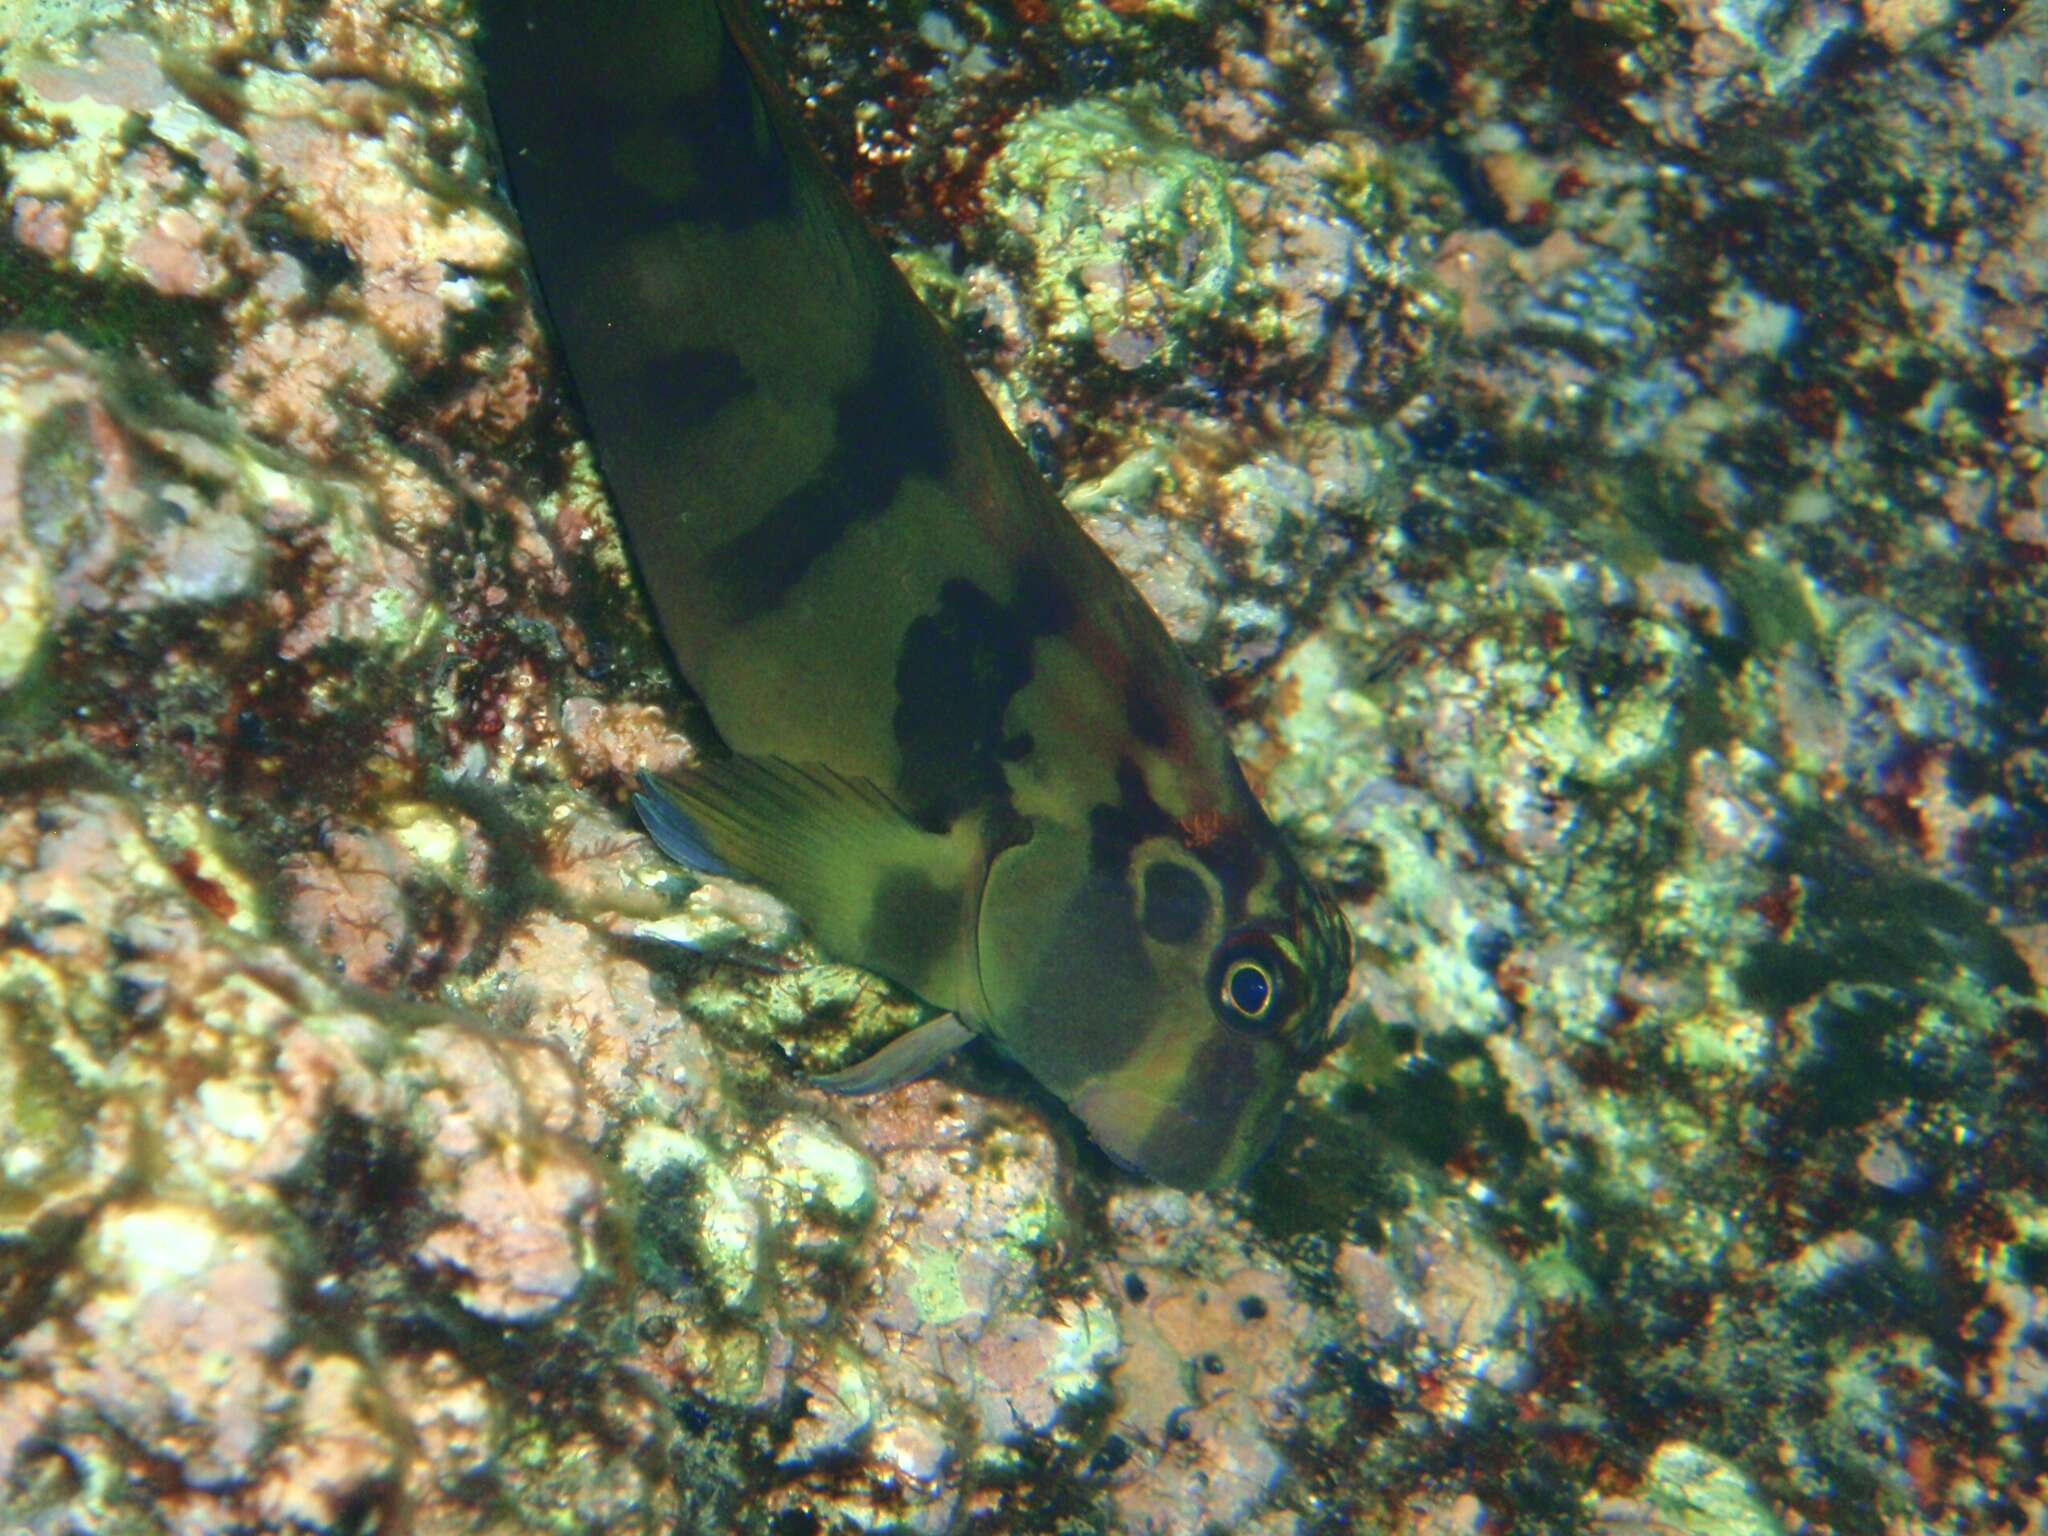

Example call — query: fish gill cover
[0,0,2043,1533]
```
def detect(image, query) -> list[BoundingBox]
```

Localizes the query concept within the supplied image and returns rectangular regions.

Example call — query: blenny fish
[476,0,1353,1187]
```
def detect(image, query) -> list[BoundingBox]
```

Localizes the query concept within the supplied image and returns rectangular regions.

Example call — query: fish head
[976,801,1354,1189]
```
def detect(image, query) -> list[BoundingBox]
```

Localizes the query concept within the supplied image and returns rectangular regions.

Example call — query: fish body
[476,0,1352,1186]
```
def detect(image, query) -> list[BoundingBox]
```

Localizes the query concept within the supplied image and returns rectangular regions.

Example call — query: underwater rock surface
[0,0,2045,1532]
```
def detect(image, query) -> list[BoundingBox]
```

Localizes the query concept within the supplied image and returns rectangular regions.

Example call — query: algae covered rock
[986,95,1246,372]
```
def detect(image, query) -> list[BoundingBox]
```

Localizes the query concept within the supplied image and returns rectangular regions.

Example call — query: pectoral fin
[634,757,989,1015]
[811,1012,973,1095]
[635,770,739,878]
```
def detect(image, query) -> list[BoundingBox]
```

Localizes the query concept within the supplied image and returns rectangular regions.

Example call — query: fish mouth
[1069,1080,1261,1190]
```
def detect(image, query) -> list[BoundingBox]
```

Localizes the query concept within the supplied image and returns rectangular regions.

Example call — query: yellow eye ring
[1221,958,1274,1020]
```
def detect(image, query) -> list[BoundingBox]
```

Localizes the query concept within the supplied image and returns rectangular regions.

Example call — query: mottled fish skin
[476,0,1354,1187]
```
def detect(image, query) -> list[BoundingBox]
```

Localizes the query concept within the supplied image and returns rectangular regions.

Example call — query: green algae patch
[908,1244,972,1329]
[1051,0,1207,44]
[1721,555,1824,658]
[1733,813,2032,1015]
[1243,1099,1415,1252]
[0,233,223,394]
[0,992,91,1237]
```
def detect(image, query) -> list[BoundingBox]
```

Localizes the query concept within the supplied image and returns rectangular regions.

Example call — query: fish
[474,0,1354,1188]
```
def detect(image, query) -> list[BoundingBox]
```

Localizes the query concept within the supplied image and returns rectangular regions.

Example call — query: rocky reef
[1,0,2044,1532]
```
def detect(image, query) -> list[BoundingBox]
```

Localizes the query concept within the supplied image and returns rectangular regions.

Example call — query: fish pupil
[1225,960,1272,1018]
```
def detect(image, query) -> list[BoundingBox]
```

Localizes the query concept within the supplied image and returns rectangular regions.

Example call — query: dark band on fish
[1011,558,1080,638]
[704,299,955,619]
[1087,758,1178,878]
[890,565,1080,830]
[1131,1032,1267,1186]
[1012,878,1158,1082]
[1125,685,1171,749]
[642,345,756,431]
[863,865,962,991]
[1193,820,1265,918]
[893,578,1035,831]
[484,3,793,242]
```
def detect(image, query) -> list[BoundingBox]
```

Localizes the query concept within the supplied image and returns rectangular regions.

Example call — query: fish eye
[1212,931,1293,1032]
[1222,958,1273,1020]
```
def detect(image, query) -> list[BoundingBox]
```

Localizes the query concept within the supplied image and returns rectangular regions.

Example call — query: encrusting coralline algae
[2,0,2047,1531]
